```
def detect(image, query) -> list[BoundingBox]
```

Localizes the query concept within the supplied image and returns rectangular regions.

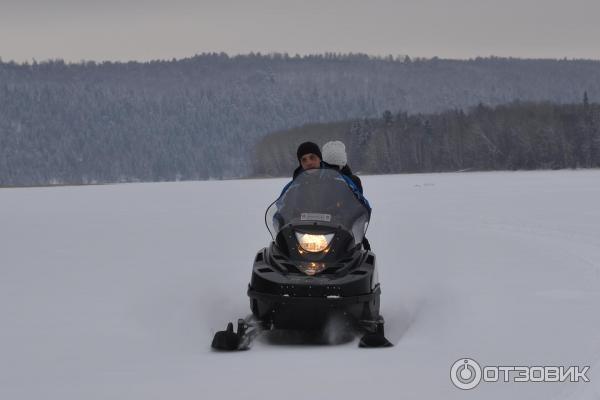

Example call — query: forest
[254,97,600,176]
[1,54,600,185]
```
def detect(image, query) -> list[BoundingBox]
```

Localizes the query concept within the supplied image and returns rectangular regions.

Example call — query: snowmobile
[211,168,392,350]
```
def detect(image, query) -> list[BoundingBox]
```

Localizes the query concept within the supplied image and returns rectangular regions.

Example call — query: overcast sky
[1,0,599,62]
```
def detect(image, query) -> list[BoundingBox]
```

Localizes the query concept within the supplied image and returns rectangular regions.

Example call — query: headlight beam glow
[295,232,334,253]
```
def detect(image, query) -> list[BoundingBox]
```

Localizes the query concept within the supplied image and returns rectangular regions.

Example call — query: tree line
[254,96,600,176]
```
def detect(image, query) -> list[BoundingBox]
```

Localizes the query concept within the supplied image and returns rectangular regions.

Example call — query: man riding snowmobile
[211,166,392,350]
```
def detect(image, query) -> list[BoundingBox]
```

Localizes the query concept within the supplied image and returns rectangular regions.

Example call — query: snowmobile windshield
[265,169,370,245]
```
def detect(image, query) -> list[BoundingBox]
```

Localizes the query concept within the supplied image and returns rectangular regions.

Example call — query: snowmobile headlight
[297,262,327,276]
[295,232,334,253]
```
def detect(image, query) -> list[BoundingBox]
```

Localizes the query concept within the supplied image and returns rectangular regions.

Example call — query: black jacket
[292,165,304,180]
[339,165,363,194]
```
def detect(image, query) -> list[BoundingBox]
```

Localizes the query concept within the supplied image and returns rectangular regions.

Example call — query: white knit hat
[322,140,347,168]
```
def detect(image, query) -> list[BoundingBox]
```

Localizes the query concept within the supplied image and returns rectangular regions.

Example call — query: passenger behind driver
[322,140,371,251]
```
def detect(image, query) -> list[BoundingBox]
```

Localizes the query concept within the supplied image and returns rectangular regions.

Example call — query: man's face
[300,153,321,170]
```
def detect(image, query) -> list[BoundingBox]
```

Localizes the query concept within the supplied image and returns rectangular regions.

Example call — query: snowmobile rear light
[295,232,334,253]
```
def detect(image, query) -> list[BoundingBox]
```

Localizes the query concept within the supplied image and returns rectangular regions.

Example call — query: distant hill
[1,53,600,185]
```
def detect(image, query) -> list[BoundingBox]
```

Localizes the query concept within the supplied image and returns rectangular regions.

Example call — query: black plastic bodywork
[248,237,381,329]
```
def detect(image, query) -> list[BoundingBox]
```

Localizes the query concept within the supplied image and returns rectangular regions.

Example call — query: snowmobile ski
[211,317,264,351]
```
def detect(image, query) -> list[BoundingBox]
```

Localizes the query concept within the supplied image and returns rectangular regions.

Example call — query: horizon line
[2,52,600,66]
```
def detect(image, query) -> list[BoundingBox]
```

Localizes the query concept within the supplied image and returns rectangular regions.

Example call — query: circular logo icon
[451,358,482,390]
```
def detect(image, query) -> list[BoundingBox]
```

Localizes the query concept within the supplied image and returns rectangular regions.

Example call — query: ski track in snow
[1,169,600,400]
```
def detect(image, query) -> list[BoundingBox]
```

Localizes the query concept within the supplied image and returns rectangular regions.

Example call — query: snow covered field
[1,170,600,400]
